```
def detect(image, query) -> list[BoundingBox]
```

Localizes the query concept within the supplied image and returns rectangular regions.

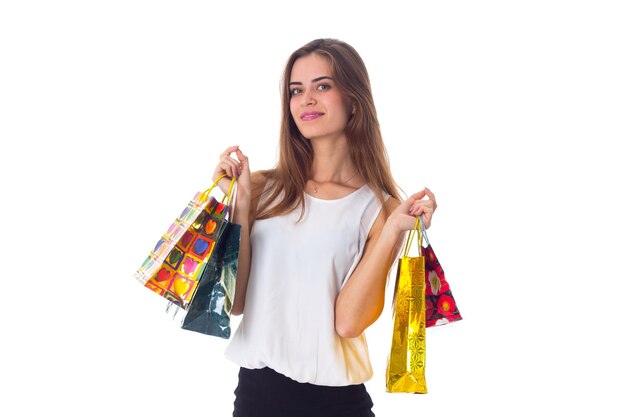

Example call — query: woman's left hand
[387,188,438,234]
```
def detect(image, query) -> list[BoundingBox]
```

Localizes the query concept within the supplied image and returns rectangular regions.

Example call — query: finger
[216,163,235,179]
[424,187,437,209]
[411,206,424,216]
[218,157,240,178]
[418,204,434,229]
[406,190,427,203]
[235,148,248,161]
[235,149,249,175]
[221,155,240,165]
[412,206,432,217]
[407,205,432,228]
[409,200,435,215]
[226,162,240,178]
[422,212,432,229]
[217,149,240,177]
[220,145,239,158]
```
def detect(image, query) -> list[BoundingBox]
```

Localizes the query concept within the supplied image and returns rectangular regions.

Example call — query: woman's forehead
[290,54,332,82]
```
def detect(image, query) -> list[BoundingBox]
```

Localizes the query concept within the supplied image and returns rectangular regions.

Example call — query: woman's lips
[301,112,324,121]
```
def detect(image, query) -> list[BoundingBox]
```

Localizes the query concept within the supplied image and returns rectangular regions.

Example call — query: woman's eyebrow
[288,76,334,86]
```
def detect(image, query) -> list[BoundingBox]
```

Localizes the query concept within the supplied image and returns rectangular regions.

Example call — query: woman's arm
[230,171,266,315]
[212,146,266,316]
[230,191,251,316]
[334,189,437,338]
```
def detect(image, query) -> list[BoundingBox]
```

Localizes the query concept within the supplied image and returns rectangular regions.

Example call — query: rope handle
[197,174,237,206]
[403,215,425,258]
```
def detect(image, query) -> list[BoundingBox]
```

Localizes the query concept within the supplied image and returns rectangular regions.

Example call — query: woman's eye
[317,84,330,91]
[290,88,302,96]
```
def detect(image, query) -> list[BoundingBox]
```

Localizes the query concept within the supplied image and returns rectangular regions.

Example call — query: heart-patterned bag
[134,176,235,309]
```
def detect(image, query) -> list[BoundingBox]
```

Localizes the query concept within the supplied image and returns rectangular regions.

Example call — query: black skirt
[233,367,375,417]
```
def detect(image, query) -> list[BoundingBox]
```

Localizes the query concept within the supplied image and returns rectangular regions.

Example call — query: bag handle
[197,174,236,206]
[417,214,431,249]
[403,215,424,258]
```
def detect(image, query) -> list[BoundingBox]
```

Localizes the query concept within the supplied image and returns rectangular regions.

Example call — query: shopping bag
[422,223,462,327]
[134,175,236,309]
[179,220,241,338]
[386,216,462,393]
[386,216,428,394]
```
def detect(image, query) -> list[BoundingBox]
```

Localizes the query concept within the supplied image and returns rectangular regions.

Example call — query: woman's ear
[344,97,356,117]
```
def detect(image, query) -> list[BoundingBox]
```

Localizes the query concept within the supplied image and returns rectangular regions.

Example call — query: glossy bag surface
[386,217,428,394]
[134,177,234,309]
[181,221,241,338]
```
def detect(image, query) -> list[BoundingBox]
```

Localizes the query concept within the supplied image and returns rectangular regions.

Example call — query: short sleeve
[340,192,390,289]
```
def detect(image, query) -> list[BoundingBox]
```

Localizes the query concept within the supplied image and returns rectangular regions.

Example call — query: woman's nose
[301,90,316,107]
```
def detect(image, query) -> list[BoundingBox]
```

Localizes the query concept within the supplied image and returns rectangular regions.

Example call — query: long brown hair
[257,38,401,219]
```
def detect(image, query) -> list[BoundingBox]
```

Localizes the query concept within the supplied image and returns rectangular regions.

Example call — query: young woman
[213,38,437,417]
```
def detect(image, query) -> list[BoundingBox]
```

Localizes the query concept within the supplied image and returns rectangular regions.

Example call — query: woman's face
[289,53,352,142]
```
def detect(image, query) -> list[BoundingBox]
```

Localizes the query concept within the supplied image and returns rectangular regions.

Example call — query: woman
[213,39,437,417]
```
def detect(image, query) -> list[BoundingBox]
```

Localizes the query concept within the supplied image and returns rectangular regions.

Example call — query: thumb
[236,149,249,169]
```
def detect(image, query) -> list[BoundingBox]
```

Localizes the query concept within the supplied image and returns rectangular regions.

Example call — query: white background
[1,1,625,416]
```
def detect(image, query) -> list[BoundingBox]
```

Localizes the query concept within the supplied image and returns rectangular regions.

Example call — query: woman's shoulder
[366,184,402,211]
[384,196,402,211]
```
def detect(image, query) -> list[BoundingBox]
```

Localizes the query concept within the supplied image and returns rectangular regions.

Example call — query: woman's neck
[309,138,356,183]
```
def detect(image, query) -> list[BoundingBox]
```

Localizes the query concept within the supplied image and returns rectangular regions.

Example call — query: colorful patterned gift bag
[134,176,236,309]
[421,222,462,327]
[180,220,241,338]
[386,216,429,393]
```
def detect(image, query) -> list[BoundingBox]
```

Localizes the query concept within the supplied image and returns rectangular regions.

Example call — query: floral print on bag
[423,244,462,327]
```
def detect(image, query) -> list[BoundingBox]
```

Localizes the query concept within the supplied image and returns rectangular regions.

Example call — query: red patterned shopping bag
[421,224,462,327]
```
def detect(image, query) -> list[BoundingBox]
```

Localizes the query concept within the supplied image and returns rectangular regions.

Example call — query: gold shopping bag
[386,216,427,393]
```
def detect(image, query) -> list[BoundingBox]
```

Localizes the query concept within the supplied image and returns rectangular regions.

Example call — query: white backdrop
[1,1,625,416]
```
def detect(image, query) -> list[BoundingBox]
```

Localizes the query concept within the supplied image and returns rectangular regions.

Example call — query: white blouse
[224,184,385,386]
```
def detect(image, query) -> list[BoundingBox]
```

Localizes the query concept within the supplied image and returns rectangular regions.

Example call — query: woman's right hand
[385,188,437,235]
[212,146,252,206]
